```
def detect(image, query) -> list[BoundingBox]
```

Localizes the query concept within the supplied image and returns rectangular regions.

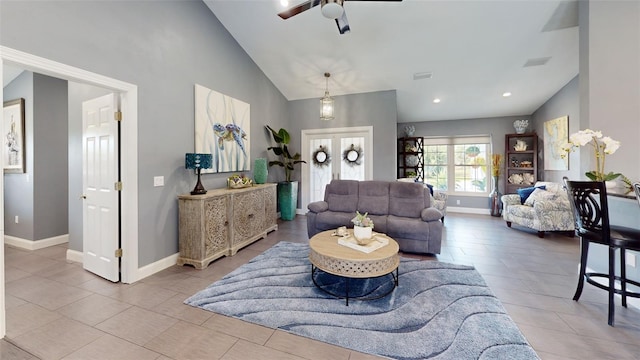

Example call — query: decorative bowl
[508,173,524,184]
[522,173,534,185]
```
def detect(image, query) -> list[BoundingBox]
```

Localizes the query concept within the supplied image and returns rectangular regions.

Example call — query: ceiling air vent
[413,72,433,80]
[523,57,551,67]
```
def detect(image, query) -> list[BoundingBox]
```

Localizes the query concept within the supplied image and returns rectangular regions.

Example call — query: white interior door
[82,94,120,282]
[302,126,373,209]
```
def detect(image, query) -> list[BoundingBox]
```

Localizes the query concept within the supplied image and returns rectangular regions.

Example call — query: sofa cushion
[389,182,425,218]
[325,180,359,213]
[358,181,390,215]
[517,185,546,204]
[524,188,557,206]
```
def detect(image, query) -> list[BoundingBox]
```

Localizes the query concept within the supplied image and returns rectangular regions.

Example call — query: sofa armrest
[421,207,443,222]
[307,201,329,213]
[501,194,521,206]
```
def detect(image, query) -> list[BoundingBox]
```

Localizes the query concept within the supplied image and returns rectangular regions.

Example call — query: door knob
[80,195,87,199]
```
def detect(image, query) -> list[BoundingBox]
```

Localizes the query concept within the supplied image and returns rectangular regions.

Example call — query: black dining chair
[563,178,640,326]
[634,182,640,207]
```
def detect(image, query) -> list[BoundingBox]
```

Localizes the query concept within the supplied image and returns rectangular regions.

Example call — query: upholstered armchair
[431,192,448,223]
[501,181,574,238]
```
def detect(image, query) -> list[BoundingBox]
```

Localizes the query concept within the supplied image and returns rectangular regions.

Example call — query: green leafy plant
[351,211,374,228]
[266,126,306,182]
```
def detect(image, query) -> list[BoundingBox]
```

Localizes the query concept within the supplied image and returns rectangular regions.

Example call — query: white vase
[605,181,617,189]
[353,226,372,243]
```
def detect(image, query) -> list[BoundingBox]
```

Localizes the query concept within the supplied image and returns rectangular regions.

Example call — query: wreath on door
[343,144,363,167]
[312,145,331,168]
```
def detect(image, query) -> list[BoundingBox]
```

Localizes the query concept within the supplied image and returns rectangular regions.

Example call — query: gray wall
[578,1,640,286]
[287,90,398,185]
[531,76,580,184]
[397,115,531,209]
[68,83,111,251]
[1,0,289,266]
[32,74,68,240]
[3,72,68,241]
[3,72,34,240]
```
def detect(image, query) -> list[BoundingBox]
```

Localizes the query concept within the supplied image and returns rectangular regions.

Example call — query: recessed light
[502,92,512,97]
[433,98,441,103]
[280,0,289,7]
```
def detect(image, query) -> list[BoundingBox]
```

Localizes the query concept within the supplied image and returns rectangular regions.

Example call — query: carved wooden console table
[177,183,278,269]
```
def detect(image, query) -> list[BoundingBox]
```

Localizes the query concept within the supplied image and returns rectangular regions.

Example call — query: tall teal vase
[254,158,268,184]
[277,181,298,221]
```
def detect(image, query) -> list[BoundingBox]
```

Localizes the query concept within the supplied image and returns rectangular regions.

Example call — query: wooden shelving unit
[505,133,538,194]
[397,137,424,182]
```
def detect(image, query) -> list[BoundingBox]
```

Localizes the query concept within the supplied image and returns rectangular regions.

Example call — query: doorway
[1,46,140,338]
[301,126,373,210]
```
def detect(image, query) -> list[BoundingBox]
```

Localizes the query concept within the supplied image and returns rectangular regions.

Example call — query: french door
[301,126,373,210]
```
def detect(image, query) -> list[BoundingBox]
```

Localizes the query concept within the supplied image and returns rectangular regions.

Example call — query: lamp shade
[185,153,212,170]
[320,92,335,121]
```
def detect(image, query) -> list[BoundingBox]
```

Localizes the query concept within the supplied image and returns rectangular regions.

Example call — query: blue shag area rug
[185,242,539,360]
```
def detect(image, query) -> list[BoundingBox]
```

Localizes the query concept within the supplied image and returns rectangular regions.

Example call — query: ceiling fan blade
[335,11,351,34]
[278,0,322,19]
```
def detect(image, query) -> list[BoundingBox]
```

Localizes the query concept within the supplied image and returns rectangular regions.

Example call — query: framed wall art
[543,115,569,171]
[3,98,26,173]
[194,84,250,173]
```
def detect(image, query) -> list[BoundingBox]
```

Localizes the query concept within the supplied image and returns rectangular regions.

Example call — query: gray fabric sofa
[306,180,443,254]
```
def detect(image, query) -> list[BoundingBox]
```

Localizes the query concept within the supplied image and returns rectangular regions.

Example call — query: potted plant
[266,125,307,220]
[351,211,374,244]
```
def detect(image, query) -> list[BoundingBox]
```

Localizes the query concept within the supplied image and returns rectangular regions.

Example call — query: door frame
[0,46,140,337]
[301,126,373,210]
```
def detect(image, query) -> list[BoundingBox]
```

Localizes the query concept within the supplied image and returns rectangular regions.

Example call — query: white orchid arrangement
[561,129,621,181]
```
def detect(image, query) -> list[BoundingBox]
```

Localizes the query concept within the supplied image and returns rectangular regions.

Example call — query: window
[424,136,492,195]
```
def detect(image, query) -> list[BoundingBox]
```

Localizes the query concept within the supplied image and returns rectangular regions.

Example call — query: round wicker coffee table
[308,229,400,305]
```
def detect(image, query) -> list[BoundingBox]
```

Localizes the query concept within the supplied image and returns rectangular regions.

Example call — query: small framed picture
[3,98,26,173]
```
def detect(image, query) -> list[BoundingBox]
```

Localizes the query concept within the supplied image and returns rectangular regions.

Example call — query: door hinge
[115,248,123,258]
[114,111,122,122]
[115,181,123,191]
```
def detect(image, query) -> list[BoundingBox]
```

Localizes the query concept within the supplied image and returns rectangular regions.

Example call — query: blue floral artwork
[195,84,250,173]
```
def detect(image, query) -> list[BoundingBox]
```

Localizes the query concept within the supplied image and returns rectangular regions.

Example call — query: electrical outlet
[626,253,637,268]
[14,215,18,224]
[456,200,461,205]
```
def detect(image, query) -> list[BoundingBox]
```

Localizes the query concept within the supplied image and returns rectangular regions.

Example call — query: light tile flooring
[3,213,640,359]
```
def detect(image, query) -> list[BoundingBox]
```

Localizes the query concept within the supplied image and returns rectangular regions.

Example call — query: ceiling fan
[278,0,402,34]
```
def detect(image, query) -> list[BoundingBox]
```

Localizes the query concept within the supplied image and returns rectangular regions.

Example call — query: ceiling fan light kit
[321,0,344,19]
[278,0,402,34]
[320,72,335,121]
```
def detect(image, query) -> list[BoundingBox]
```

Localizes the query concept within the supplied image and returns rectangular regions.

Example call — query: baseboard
[4,234,69,250]
[134,252,180,282]
[66,249,83,263]
[447,206,490,215]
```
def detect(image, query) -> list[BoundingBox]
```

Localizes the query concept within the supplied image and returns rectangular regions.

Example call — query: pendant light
[320,72,335,121]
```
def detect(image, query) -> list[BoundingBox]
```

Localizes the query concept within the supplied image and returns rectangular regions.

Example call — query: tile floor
[2,213,640,359]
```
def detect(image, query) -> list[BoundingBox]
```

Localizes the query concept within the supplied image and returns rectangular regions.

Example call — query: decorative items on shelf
[405,155,419,167]
[561,129,621,182]
[227,174,253,189]
[312,145,331,168]
[404,125,415,137]
[185,153,213,195]
[343,144,363,166]
[253,158,268,184]
[513,119,529,134]
[505,132,538,193]
[513,140,528,151]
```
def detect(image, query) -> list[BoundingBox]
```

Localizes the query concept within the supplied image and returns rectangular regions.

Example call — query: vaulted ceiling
[205,0,579,122]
